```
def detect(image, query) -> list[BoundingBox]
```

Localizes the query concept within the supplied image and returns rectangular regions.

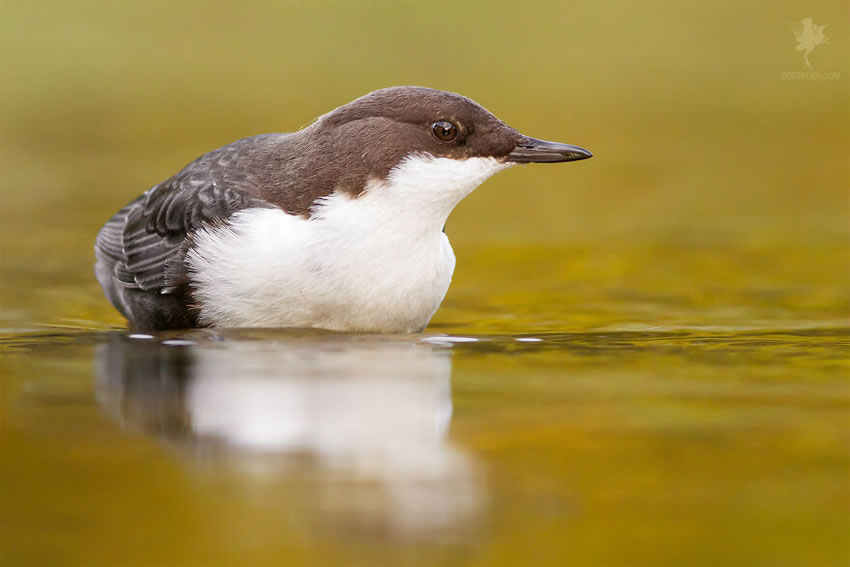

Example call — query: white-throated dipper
[95,86,591,332]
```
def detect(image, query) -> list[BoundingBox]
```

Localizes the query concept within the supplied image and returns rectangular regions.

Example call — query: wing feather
[96,165,274,296]
[95,199,140,264]
[94,134,290,328]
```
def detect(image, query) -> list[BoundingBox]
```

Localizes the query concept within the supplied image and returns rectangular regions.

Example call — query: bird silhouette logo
[791,17,830,69]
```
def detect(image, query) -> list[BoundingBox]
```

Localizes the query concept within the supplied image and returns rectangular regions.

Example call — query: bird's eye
[432,121,458,142]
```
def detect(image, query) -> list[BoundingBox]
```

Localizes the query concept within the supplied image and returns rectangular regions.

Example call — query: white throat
[345,154,513,234]
[187,155,513,331]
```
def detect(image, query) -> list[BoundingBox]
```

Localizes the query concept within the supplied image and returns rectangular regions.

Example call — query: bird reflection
[94,332,483,537]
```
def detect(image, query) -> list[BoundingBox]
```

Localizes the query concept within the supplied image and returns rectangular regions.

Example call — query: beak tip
[569,148,593,160]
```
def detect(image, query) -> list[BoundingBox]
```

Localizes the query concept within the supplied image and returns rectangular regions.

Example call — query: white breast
[186,155,512,332]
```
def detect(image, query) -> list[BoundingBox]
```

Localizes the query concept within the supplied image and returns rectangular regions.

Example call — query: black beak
[507,136,592,163]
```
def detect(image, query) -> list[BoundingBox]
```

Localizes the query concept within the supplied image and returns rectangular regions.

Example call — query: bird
[95,86,592,332]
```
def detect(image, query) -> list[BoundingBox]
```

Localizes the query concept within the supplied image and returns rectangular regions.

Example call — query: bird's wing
[96,166,274,295]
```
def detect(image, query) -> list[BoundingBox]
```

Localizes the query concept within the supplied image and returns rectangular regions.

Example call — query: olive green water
[1,1,849,566]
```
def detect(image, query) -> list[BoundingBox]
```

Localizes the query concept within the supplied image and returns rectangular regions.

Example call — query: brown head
[311,86,590,170]
[260,86,591,215]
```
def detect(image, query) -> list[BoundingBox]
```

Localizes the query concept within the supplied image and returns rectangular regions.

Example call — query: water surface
[2,324,847,566]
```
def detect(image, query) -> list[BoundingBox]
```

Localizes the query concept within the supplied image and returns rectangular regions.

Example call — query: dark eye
[432,121,458,142]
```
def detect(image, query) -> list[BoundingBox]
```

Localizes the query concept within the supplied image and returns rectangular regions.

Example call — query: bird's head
[291,86,591,221]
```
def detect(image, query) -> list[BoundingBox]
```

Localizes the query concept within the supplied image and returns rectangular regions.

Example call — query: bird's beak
[507,136,592,163]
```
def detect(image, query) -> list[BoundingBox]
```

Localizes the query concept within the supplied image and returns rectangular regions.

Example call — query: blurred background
[1,1,848,566]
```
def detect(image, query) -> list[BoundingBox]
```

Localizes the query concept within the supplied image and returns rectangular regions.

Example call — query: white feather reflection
[95,333,483,537]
